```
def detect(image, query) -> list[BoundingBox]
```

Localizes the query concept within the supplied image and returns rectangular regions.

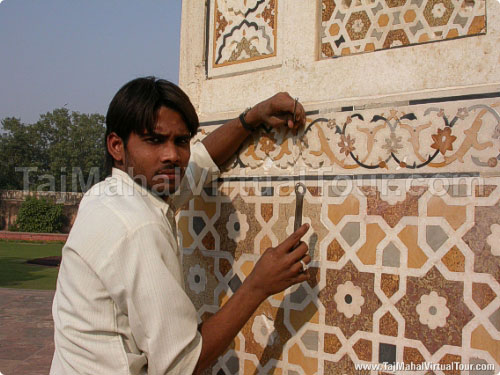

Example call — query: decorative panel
[179,92,500,374]
[213,94,500,176]
[207,0,279,77]
[321,0,487,58]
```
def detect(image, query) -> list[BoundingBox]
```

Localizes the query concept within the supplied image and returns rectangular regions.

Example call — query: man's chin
[150,174,184,196]
[149,182,181,197]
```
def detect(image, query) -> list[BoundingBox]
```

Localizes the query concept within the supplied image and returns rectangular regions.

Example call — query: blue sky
[0,0,183,124]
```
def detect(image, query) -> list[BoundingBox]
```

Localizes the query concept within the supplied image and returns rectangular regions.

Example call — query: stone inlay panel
[203,95,500,177]
[210,0,277,68]
[179,175,500,374]
[179,92,500,374]
[321,0,486,58]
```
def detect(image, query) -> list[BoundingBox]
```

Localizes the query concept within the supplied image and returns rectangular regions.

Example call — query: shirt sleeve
[171,141,220,210]
[104,222,202,375]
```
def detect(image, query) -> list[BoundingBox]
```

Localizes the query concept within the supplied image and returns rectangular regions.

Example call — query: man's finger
[269,92,293,113]
[290,272,309,284]
[267,116,285,128]
[299,104,306,126]
[290,102,306,130]
[287,242,309,264]
[277,223,310,253]
[295,103,306,127]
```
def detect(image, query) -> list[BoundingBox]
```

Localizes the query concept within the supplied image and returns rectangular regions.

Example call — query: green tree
[35,108,106,191]
[0,109,106,192]
[0,117,48,190]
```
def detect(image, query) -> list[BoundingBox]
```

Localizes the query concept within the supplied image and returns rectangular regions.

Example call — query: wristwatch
[239,107,255,132]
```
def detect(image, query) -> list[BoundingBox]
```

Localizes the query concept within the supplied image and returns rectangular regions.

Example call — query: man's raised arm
[201,92,306,167]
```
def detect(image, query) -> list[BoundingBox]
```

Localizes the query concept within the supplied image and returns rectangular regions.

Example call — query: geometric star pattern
[321,0,486,58]
[179,174,500,374]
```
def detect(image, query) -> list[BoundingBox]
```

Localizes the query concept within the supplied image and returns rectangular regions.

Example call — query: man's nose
[160,143,180,164]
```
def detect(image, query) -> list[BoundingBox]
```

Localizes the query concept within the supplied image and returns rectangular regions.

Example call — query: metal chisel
[294,182,306,232]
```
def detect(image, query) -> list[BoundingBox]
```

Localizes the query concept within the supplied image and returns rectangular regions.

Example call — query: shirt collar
[111,167,174,215]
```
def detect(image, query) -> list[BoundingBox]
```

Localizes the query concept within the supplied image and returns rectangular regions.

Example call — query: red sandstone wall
[0,231,68,242]
[0,190,83,233]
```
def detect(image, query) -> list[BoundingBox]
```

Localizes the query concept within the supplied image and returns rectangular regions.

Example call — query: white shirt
[51,143,219,375]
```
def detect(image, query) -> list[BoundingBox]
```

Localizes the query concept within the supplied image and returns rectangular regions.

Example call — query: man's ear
[107,132,125,167]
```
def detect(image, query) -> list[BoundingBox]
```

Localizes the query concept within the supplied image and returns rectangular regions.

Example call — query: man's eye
[177,137,190,145]
[147,137,161,144]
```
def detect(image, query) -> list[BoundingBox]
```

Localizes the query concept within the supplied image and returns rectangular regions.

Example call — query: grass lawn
[0,240,63,290]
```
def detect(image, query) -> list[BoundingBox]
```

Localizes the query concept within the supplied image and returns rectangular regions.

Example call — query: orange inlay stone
[378,14,390,27]
[279,186,293,196]
[327,238,345,262]
[288,344,318,374]
[324,333,342,354]
[404,10,416,23]
[177,216,193,247]
[329,23,340,36]
[441,246,465,272]
[194,198,217,218]
[240,261,254,277]
[471,325,500,364]
[353,338,372,361]
[364,43,375,52]
[381,273,399,298]
[446,28,459,38]
[357,223,385,265]
[219,290,229,306]
[261,203,273,223]
[273,290,285,302]
[260,235,272,254]
[439,354,461,375]
[244,360,257,375]
[341,47,351,56]
[427,196,466,230]
[418,33,430,42]
[398,225,427,269]
[468,16,485,35]
[327,195,359,225]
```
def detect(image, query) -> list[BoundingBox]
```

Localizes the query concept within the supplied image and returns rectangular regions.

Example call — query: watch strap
[239,107,255,132]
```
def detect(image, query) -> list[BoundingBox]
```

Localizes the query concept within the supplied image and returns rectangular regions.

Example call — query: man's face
[123,106,191,196]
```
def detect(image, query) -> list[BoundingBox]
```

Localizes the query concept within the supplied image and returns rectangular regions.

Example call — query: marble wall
[178,0,500,373]
[177,92,500,374]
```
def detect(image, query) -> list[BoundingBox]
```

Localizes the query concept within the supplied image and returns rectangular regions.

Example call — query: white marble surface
[179,0,500,117]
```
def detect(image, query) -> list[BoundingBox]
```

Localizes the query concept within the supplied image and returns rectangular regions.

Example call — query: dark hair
[104,76,199,174]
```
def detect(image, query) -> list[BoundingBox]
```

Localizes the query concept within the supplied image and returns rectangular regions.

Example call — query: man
[51,77,311,374]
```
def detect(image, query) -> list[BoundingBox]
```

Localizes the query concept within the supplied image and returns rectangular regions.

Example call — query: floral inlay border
[194,94,500,175]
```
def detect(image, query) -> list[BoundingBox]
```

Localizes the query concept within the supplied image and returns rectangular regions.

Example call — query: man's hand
[245,223,311,302]
[193,223,312,374]
[245,92,306,131]
[202,92,306,167]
